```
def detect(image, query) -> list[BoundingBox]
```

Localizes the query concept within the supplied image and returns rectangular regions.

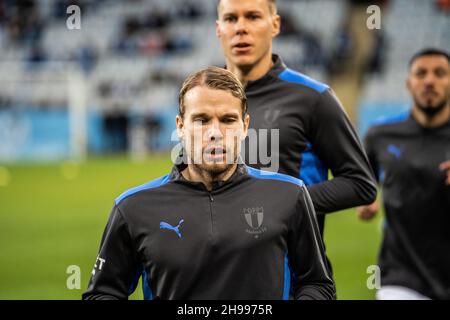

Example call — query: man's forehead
[189,107,241,116]
[185,86,239,101]
[411,55,450,70]
[184,87,242,115]
[218,0,271,14]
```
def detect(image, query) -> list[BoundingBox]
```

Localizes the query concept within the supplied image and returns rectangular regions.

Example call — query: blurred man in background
[215,0,377,275]
[358,48,450,300]
[83,67,335,300]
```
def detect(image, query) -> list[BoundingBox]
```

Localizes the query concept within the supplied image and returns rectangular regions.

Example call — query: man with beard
[83,67,335,300]
[358,48,450,300]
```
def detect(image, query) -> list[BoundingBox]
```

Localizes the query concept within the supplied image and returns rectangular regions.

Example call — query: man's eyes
[435,69,447,77]
[223,117,238,123]
[415,70,426,77]
[193,118,237,124]
[223,14,260,22]
[224,16,237,22]
[415,69,448,78]
[248,14,261,20]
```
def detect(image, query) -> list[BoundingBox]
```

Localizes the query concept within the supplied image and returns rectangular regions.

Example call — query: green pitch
[0,155,382,300]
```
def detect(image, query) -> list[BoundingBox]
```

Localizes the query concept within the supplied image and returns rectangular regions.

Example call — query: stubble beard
[415,95,449,118]
[199,145,240,181]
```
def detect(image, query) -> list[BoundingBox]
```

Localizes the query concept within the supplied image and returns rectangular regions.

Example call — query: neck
[226,52,274,84]
[181,163,238,191]
[412,104,450,128]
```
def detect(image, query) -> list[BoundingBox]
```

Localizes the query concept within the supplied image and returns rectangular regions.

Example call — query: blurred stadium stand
[0,0,448,161]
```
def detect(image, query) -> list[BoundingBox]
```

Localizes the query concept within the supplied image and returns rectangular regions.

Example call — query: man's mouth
[423,90,437,97]
[232,42,252,53]
[234,42,251,48]
[204,146,226,157]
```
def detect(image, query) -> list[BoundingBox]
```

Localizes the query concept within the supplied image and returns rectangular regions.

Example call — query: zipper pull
[209,193,214,202]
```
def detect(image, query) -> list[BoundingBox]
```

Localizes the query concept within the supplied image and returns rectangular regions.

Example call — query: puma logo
[160,219,184,238]
[387,144,403,159]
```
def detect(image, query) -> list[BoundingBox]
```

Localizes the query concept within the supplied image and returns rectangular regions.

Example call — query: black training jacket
[243,55,377,223]
[365,114,450,299]
[83,164,336,300]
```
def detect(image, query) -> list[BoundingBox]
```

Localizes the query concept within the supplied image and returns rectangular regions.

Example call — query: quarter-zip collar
[169,162,250,193]
[244,54,287,93]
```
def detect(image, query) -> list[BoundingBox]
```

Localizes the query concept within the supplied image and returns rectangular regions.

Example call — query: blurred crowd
[0,0,391,76]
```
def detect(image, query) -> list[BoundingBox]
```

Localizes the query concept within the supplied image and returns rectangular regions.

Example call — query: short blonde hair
[178,67,247,118]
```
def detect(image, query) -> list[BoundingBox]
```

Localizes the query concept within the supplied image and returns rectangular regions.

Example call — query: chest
[244,87,312,164]
[376,133,449,185]
[132,188,293,272]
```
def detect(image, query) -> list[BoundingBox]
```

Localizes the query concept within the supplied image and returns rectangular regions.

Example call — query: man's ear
[406,78,412,94]
[216,20,221,39]
[176,115,184,140]
[272,14,281,38]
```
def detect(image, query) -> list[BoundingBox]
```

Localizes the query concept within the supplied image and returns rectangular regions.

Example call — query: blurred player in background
[215,0,377,273]
[358,48,450,300]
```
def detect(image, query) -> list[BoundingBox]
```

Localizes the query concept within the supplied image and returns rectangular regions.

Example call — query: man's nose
[235,17,248,35]
[423,73,437,87]
[207,121,223,141]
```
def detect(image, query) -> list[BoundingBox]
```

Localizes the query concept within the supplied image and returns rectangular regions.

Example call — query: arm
[306,89,377,214]
[289,186,336,300]
[82,205,141,300]
[357,127,381,221]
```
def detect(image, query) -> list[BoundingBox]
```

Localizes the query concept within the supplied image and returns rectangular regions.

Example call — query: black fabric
[242,55,377,222]
[82,164,336,300]
[364,115,450,299]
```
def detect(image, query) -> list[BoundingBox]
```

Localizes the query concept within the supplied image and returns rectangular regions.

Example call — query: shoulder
[277,67,329,94]
[246,166,304,188]
[366,112,411,139]
[275,67,337,119]
[114,173,172,206]
[276,67,348,120]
